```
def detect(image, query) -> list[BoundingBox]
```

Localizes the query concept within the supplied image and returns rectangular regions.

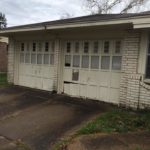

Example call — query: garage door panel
[43,78,54,91]
[110,88,120,104]
[99,72,110,87]
[110,72,121,88]
[79,84,87,98]
[64,68,72,82]
[80,70,89,84]
[99,87,110,102]
[87,85,98,99]
[70,84,80,97]
[64,83,71,95]
[88,71,100,85]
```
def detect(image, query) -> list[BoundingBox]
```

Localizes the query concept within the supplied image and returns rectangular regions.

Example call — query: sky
[0,0,88,27]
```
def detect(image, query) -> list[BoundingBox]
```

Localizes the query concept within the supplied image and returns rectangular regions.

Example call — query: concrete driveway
[0,86,111,150]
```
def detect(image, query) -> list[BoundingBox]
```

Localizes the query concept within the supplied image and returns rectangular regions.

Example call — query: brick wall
[0,42,7,72]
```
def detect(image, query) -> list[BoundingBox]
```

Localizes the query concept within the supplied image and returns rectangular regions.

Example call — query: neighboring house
[0,37,8,72]
[1,12,150,109]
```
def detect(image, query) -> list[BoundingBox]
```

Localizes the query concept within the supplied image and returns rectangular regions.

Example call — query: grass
[0,73,9,87]
[78,109,150,135]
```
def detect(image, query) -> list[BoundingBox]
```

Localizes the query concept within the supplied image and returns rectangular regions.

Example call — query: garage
[18,41,55,91]
[63,40,122,104]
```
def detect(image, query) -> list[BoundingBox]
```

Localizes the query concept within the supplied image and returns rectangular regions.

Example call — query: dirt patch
[67,132,150,150]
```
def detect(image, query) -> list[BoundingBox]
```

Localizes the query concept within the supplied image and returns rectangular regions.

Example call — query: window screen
[104,41,109,53]
[73,55,80,67]
[82,56,89,68]
[37,54,42,64]
[50,54,54,65]
[115,41,121,54]
[91,56,99,69]
[44,54,49,64]
[66,42,71,53]
[101,56,110,69]
[84,42,89,53]
[65,55,71,67]
[20,53,24,63]
[93,41,99,53]
[72,69,79,81]
[25,53,30,63]
[31,54,36,64]
[112,56,122,70]
[75,42,79,53]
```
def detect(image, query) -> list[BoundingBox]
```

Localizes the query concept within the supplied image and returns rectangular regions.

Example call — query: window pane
[93,41,99,53]
[115,41,121,54]
[44,54,49,64]
[148,43,150,54]
[45,42,49,52]
[50,54,54,65]
[112,56,122,70]
[101,56,110,69]
[75,42,79,53]
[21,43,24,51]
[72,69,79,81]
[25,53,30,63]
[104,41,109,53]
[84,42,89,53]
[38,43,42,52]
[37,54,42,64]
[91,56,99,69]
[32,43,36,52]
[73,55,80,67]
[31,54,36,64]
[52,42,55,52]
[66,42,71,53]
[146,56,150,78]
[65,55,71,67]
[20,53,24,63]
[82,56,89,68]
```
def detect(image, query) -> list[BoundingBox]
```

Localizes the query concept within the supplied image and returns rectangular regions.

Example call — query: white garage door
[63,40,122,104]
[18,41,55,91]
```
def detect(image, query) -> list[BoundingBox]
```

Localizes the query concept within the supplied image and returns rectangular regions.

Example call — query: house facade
[1,13,150,109]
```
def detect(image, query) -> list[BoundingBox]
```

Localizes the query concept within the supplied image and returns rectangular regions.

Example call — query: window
[73,55,80,67]
[45,42,49,52]
[50,54,54,65]
[115,41,121,54]
[52,42,55,52]
[84,42,89,53]
[38,43,42,52]
[67,42,71,53]
[65,55,71,67]
[21,43,24,51]
[31,54,36,64]
[32,43,36,52]
[112,56,122,70]
[82,56,89,68]
[93,41,99,53]
[72,69,79,81]
[146,38,150,78]
[20,53,24,63]
[104,41,109,53]
[37,54,42,64]
[91,56,99,69]
[44,54,49,64]
[101,56,110,70]
[75,42,79,53]
[25,53,30,63]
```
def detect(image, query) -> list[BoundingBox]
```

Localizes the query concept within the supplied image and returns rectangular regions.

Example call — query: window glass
[31,54,36,64]
[101,56,110,69]
[104,41,109,53]
[112,56,122,70]
[75,42,79,53]
[32,43,36,52]
[50,54,54,65]
[65,55,71,67]
[84,42,89,53]
[25,53,30,63]
[38,42,42,52]
[146,56,150,78]
[37,54,42,64]
[91,56,99,69]
[44,54,49,64]
[115,41,121,54]
[21,43,24,51]
[73,55,80,67]
[82,56,89,68]
[66,42,71,53]
[45,42,49,52]
[148,43,150,54]
[72,69,79,81]
[20,53,24,63]
[93,41,99,53]
[52,42,55,52]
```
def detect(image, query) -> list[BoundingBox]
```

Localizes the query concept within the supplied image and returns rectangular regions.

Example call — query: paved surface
[0,86,111,150]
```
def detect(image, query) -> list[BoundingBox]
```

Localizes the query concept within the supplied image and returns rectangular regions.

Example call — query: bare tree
[0,12,7,29]
[60,12,74,19]
[84,0,147,14]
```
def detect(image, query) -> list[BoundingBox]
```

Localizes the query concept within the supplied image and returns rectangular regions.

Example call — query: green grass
[78,109,150,135]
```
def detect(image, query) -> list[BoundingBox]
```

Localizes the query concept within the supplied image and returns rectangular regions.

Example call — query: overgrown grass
[78,109,150,135]
[0,73,9,87]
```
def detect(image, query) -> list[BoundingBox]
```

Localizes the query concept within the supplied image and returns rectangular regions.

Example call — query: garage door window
[65,55,71,67]
[84,42,89,53]
[112,56,122,70]
[104,41,109,53]
[21,43,25,51]
[82,56,89,68]
[44,54,49,64]
[101,56,110,70]
[31,54,36,64]
[115,41,121,54]
[20,53,24,63]
[93,41,99,53]
[38,43,42,52]
[73,55,80,67]
[75,42,79,53]
[50,54,54,65]
[72,69,79,81]
[25,53,30,63]
[32,43,36,52]
[45,42,49,52]
[91,56,99,69]
[67,42,71,53]
[37,54,42,64]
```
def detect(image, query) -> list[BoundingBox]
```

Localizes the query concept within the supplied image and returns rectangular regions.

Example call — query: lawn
[78,109,150,135]
[0,73,8,87]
